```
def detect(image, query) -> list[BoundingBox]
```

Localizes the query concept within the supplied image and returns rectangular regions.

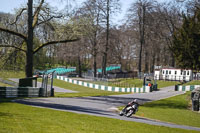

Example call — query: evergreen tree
[172,8,200,71]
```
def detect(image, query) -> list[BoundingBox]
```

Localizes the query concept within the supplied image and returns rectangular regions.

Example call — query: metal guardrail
[0,87,41,98]
[0,71,55,98]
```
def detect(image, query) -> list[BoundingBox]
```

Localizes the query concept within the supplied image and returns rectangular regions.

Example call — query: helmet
[133,99,138,103]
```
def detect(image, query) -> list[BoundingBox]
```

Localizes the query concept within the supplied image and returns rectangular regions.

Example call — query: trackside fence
[57,76,151,93]
[175,85,200,91]
[0,87,45,98]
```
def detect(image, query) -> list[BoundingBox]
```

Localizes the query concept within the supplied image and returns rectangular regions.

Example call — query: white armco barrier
[57,76,151,93]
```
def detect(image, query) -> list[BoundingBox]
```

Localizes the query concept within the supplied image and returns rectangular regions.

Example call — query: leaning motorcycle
[119,99,139,117]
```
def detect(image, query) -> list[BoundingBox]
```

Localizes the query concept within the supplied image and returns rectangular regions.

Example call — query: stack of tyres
[191,87,200,111]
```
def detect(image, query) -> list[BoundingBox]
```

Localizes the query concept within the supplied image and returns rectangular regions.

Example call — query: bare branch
[0,45,26,53]
[32,0,45,28]
[10,8,27,25]
[33,38,79,54]
[0,27,27,41]
[37,15,63,25]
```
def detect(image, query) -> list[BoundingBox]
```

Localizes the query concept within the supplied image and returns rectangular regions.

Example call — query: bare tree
[101,0,120,77]
[77,0,104,77]
[127,0,156,76]
[155,1,182,67]
[0,0,79,77]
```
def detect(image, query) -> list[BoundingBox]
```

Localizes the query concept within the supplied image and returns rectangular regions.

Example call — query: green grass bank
[0,100,198,133]
[135,92,200,128]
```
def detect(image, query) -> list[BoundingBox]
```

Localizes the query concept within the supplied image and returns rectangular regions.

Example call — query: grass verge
[0,100,198,133]
[52,79,128,97]
[73,78,180,89]
[107,78,143,88]
[75,78,143,88]
[52,78,180,97]
[0,82,12,87]
[135,92,200,128]
[156,80,180,89]
[0,70,25,79]
[183,80,200,86]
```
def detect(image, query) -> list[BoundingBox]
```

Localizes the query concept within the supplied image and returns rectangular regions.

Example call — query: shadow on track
[15,99,116,117]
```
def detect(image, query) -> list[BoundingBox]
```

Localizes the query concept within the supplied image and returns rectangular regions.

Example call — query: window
[181,70,183,75]
[169,71,171,74]
[163,70,165,74]
[166,70,168,75]
[175,71,177,75]
[184,71,186,75]
[187,71,190,75]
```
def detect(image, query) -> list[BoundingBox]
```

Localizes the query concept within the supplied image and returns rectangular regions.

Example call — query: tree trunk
[102,55,106,77]
[78,55,82,77]
[138,41,143,74]
[102,0,110,78]
[144,50,148,73]
[93,7,101,78]
[93,53,97,77]
[151,53,156,73]
[138,5,145,78]
[171,52,175,67]
[156,51,160,66]
[26,0,33,77]
[93,31,98,78]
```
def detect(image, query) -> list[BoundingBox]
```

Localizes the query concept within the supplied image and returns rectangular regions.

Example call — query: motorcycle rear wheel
[126,109,134,117]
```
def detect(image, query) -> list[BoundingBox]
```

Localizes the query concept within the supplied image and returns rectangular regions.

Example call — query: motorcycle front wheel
[119,111,124,116]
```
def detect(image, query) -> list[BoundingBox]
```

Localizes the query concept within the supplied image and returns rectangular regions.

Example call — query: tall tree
[127,0,155,76]
[27,0,34,77]
[155,1,182,67]
[0,0,79,77]
[172,6,200,71]
[101,0,120,77]
[77,0,120,78]
[77,0,104,77]
[101,0,110,77]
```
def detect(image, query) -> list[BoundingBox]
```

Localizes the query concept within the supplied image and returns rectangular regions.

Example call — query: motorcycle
[119,99,139,117]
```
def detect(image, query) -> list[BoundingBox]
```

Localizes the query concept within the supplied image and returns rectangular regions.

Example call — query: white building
[154,68,193,81]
